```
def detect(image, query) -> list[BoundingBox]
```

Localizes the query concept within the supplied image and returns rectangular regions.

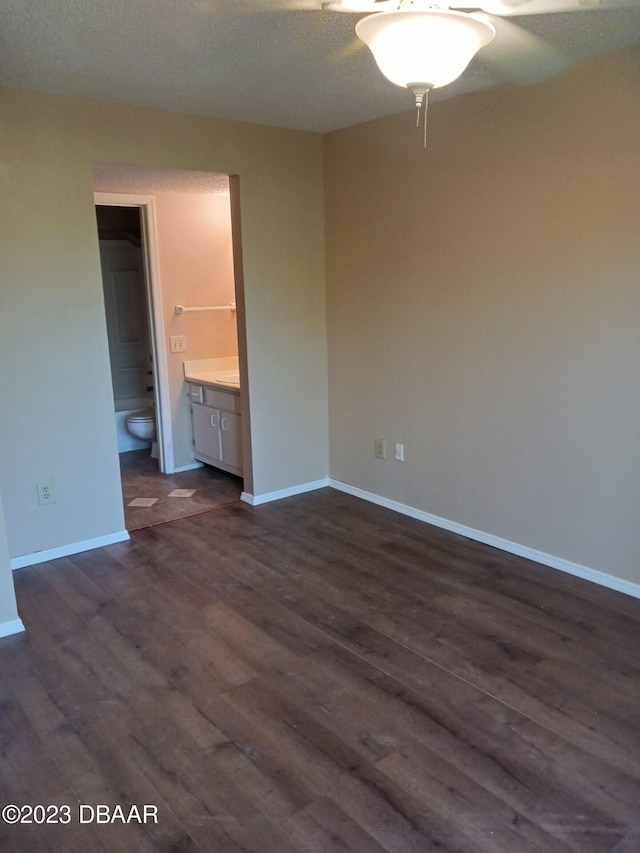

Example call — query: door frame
[94,192,175,473]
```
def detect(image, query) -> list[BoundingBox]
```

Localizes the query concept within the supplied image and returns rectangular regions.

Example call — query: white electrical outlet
[374,438,386,459]
[394,442,405,462]
[37,478,56,505]
[170,335,186,353]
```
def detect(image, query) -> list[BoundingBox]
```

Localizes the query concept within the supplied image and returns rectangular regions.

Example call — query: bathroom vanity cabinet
[189,384,242,476]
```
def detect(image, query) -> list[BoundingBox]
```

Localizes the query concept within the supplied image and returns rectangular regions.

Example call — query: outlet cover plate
[37,478,56,505]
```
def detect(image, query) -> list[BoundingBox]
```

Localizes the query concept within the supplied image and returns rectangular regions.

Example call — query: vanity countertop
[184,358,240,391]
[184,369,240,391]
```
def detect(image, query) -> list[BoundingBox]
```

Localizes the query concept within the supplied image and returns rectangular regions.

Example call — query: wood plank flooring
[120,450,242,530]
[2,488,640,852]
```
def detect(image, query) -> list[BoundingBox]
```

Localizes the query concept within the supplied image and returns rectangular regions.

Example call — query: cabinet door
[192,404,221,462]
[220,411,242,470]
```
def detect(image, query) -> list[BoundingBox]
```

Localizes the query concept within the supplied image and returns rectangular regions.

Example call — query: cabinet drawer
[203,387,241,413]
[189,384,204,404]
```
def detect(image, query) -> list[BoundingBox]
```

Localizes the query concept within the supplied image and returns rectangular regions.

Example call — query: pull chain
[423,87,429,148]
[411,85,431,149]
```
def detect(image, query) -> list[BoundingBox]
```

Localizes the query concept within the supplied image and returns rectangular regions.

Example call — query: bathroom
[95,204,156,456]
[94,169,240,482]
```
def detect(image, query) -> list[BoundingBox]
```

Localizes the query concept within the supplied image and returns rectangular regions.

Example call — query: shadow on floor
[120,449,242,531]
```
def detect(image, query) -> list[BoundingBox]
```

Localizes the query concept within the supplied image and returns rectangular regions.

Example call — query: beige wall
[325,49,640,585]
[0,86,327,562]
[0,488,22,634]
[155,191,238,469]
[158,191,237,363]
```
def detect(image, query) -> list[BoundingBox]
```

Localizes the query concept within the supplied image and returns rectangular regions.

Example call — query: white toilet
[126,408,156,443]
[125,408,158,459]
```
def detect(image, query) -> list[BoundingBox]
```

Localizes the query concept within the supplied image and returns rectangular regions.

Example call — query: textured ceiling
[1,0,639,133]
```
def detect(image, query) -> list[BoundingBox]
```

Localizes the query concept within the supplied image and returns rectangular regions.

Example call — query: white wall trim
[241,478,330,507]
[329,479,640,601]
[0,618,25,638]
[10,530,130,571]
[174,461,204,473]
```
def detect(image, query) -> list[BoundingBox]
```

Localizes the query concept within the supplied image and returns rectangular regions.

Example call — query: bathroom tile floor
[120,449,242,531]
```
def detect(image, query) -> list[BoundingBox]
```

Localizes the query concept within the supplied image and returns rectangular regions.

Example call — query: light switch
[170,335,186,353]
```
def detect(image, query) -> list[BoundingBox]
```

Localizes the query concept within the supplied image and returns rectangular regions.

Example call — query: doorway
[93,170,249,531]
[95,198,244,529]
[94,192,172,473]
[95,204,155,455]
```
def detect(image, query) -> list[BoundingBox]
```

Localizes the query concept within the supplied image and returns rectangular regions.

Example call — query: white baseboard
[0,618,25,638]
[241,478,330,507]
[329,479,640,601]
[11,530,130,571]
[174,461,204,473]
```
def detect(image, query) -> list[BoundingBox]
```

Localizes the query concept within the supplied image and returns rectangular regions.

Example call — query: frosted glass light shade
[355,10,496,90]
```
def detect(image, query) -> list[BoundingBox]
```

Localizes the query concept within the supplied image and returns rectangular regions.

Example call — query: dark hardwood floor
[2,488,640,852]
[120,450,242,530]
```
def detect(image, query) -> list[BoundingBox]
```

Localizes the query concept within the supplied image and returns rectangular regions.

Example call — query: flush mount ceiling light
[351,1,497,144]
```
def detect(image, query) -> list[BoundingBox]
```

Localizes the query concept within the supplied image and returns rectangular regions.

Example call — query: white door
[99,240,152,404]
